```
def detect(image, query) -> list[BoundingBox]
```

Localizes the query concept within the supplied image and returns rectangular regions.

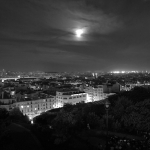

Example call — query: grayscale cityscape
[0,0,150,150]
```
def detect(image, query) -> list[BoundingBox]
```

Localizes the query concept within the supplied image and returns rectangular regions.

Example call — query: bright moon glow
[75,29,84,38]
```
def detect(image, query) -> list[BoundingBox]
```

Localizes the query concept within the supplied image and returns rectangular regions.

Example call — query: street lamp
[105,99,110,140]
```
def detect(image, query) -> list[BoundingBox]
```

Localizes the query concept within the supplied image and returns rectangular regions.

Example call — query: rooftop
[17,95,54,102]
[57,88,78,92]
[62,91,85,95]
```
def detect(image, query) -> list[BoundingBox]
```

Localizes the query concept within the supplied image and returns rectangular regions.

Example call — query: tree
[121,99,150,132]
[0,108,10,135]
[0,108,9,120]
[112,96,132,120]
[9,108,29,124]
[33,113,56,125]
[86,112,101,129]
[112,120,121,132]
[63,103,73,112]
[52,110,75,135]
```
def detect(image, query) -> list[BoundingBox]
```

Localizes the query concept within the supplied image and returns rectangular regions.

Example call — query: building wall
[112,83,120,92]
[84,85,105,102]
[53,91,87,108]
[15,97,55,120]
[0,98,16,111]
[0,104,10,111]
[103,83,120,93]
[0,98,15,104]
[63,93,87,105]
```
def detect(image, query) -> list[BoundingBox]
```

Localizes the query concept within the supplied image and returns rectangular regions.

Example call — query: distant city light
[111,70,140,74]
[113,71,120,74]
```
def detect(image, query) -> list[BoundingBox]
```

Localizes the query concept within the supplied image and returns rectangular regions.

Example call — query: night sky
[0,0,150,72]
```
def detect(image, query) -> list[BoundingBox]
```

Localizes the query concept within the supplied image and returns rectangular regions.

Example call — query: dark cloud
[0,0,150,71]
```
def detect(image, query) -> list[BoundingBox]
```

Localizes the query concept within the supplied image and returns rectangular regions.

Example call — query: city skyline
[0,0,150,72]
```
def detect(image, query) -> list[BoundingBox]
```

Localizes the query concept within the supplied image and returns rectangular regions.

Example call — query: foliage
[34,113,56,125]
[121,99,150,132]
[86,112,101,129]
[0,108,9,120]
[0,108,10,135]
[112,120,121,132]
[9,108,30,124]
[111,96,132,120]
[108,88,150,133]
[63,103,74,112]
[52,110,76,135]
[109,87,150,105]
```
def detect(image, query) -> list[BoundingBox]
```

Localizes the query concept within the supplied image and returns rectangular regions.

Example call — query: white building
[84,85,106,102]
[15,96,55,120]
[53,89,87,108]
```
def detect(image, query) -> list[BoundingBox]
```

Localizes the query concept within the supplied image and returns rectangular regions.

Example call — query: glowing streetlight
[75,29,84,38]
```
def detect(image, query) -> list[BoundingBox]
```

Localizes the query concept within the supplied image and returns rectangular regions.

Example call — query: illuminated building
[15,96,55,120]
[53,89,87,108]
[84,85,106,102]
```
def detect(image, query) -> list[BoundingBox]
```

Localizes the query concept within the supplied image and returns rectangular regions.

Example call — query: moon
[75,29,84,38]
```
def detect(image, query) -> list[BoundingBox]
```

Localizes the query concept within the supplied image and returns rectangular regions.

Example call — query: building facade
[0,98,16,111]
[84,85,106,102]
[53,90,87,108]
[15,96,55,119]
